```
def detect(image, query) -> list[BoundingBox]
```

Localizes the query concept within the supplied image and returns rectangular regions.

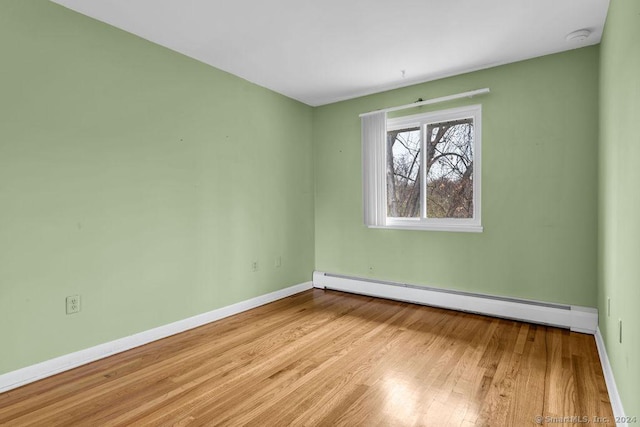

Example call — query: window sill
[367,223,483,233]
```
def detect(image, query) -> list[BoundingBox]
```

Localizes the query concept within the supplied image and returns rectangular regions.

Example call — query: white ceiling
[50,0,609,106]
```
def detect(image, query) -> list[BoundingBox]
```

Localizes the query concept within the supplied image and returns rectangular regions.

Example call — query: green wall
[314,47,599,307]
[599,0,640,416]
[0,1,314,374]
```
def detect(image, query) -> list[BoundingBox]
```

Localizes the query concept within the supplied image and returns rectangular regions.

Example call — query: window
[363,104,482,232]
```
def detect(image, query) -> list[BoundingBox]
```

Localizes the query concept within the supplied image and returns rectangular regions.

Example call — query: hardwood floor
[0,289,614,426]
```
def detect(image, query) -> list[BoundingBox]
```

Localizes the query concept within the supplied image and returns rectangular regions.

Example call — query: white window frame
[372,104,482,232]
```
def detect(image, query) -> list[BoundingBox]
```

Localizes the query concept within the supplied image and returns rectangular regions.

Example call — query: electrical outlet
[66,295,81,315]
[607,297,611,317]
[275,256,281,268]
[251,261,259,272]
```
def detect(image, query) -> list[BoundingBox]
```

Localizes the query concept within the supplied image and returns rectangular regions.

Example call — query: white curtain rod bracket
[359,88,490,117]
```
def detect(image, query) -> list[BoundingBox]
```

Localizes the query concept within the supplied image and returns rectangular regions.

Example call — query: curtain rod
[359,88,490,117]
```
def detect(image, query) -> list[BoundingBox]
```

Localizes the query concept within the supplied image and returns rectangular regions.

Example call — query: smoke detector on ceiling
[566,29,591,43]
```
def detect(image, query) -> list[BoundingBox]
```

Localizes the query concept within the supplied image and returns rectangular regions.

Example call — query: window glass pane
[426,118,474,218]
[387,127,421,217]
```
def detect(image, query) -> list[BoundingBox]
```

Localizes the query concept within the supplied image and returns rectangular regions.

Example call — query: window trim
[375,104,483,232]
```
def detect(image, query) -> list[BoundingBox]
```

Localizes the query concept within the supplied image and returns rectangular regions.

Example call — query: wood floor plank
[131,298,409,426]
[122,295,395,425]
[0,289,615,426]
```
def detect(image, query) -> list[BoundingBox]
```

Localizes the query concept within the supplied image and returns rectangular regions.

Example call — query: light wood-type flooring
[0,289,614,426]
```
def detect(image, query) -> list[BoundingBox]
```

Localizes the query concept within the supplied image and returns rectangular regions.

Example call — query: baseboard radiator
[312,271,597,334]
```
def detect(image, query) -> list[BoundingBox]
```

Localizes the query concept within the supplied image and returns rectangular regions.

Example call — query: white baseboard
[0,281,313,394]
[312,271,598,333]
[595,327,627,427]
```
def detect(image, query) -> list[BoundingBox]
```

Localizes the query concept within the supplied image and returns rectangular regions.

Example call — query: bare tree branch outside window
[387,119,473,218]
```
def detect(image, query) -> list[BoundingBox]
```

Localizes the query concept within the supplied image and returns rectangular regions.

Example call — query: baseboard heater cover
[312,271,597,334]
